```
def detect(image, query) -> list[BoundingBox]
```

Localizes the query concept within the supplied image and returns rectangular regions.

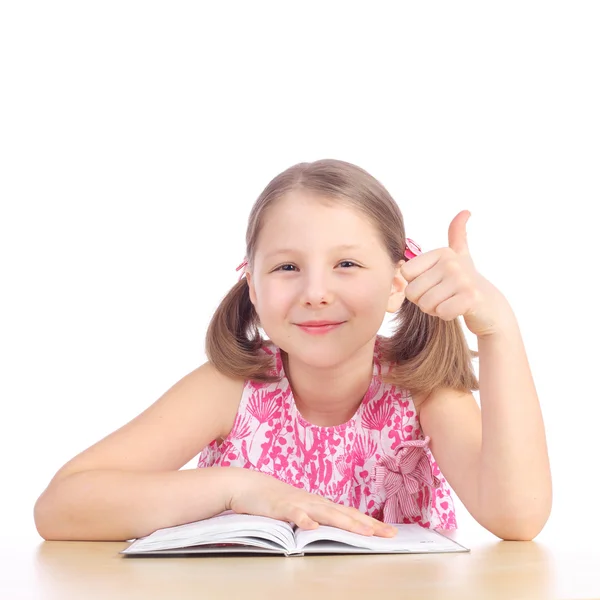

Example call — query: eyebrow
[264,244,363,260]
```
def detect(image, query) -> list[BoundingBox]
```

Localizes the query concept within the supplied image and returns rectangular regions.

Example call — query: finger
[312,504,396,538]
[288,507,320,530]
[346,512,397,538]
[415,279,458,316]
[315,506,375,535]
[349,512,397,538]
[399,248,444,284]
[379,526,397,537]
[369,520,397,538]
[433,293,474,322]
[404,264,445,306]
[325,503,396,537]
[448,210,471,255]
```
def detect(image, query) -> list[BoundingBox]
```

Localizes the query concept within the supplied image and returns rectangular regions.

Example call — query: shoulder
[49,361,248,484]
[199,360,247,402]
[197,361,249,437]
[414,386,479,425]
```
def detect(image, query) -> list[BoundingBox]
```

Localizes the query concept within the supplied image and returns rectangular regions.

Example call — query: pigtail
[379,299,479,397]
[204,278,279,383]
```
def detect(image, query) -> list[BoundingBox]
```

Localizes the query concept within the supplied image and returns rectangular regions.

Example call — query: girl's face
[246,191,407,367]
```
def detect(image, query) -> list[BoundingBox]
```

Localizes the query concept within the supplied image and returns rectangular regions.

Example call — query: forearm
[477,309,552,537]
[34,466,242,541]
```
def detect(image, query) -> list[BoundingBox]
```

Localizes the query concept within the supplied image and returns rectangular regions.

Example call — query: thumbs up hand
[399,210,513,338]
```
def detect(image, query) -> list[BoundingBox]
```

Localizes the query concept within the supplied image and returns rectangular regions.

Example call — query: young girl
[34,159,552,543]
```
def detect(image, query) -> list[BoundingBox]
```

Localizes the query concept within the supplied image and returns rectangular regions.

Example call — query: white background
[1,2,598,545]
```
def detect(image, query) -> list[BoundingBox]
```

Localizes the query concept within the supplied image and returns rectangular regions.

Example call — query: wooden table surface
[3,526,600,600]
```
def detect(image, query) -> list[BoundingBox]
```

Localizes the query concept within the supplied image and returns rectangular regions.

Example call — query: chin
[300,344,348,364]
[267,324,378,364]
[285,335,362,368]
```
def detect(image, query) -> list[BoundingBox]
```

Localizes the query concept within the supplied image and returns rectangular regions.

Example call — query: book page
[123,512,295,554]
[124,544,290,556]
[294,523,468,554]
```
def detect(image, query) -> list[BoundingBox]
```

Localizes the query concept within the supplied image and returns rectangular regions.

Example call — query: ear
[245,271,257,307]
[386,260,408,313]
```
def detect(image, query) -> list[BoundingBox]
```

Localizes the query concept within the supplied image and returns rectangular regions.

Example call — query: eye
[273,264,298,272]
[272,261,360,272]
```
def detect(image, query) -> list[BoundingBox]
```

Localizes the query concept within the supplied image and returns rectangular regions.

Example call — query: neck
[282,338,377,427]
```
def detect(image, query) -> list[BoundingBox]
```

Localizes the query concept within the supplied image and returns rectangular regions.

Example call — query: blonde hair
[205,159,479,397]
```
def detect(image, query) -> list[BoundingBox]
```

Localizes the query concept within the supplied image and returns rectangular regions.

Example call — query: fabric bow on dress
[374,436,440,523]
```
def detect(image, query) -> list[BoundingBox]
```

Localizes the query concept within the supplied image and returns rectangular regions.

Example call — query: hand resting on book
[228,468,397,538]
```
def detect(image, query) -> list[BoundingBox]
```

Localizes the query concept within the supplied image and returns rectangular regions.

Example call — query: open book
[121,512,469,557]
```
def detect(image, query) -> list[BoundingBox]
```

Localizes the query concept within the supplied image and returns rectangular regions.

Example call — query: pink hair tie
[236,258,248,281]
[404,238,422,260]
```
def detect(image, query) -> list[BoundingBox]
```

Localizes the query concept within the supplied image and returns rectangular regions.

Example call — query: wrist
[476,304,519,340]
[221,466,256,511]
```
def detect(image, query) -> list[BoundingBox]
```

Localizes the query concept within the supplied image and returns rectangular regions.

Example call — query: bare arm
[34,466,243,541]
[34,362,245,541]
[418,307,552,541]
[34,360,399,541]
[475,308,552,536]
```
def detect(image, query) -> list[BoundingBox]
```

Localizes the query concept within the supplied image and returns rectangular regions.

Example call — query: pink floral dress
[197,336,457,529]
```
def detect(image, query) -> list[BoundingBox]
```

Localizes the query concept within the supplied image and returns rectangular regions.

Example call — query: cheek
[254,282,291,313]
[351,280,390,310]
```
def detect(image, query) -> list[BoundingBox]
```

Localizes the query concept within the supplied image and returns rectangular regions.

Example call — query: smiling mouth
[295,322,346,334]
[298,323,343,327]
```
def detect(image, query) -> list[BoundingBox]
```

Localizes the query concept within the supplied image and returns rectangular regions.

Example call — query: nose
[299,268,334,306]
